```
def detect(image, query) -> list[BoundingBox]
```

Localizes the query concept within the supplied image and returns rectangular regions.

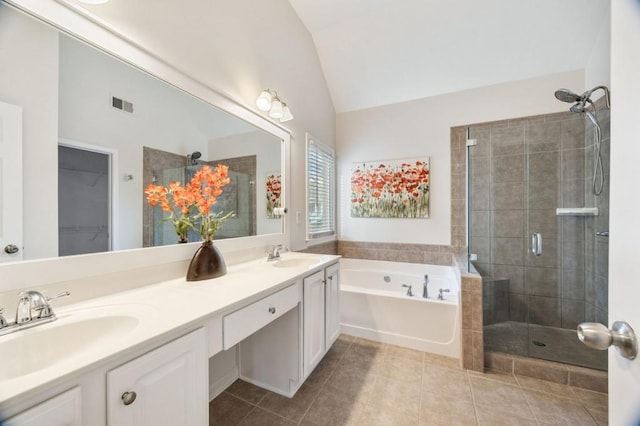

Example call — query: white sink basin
[0,306,151,380]
[272,257,321,269]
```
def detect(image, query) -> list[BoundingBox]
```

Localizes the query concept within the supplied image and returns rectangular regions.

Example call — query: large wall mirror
[0,3,285,262]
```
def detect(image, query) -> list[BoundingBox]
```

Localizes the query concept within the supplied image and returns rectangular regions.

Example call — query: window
[306,133,335,240]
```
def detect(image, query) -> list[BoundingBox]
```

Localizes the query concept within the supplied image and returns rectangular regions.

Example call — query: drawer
[223,283,300,349]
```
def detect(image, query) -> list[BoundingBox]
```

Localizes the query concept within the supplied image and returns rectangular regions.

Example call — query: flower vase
[186,240,227,281]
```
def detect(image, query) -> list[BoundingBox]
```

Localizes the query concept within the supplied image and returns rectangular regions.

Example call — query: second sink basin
[272,257,322,269]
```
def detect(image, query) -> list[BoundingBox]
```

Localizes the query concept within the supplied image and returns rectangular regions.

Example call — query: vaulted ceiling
[287,0,610,112]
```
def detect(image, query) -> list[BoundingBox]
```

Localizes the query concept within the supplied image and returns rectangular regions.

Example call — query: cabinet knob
[268,306,276,314]
[121,391,137,406]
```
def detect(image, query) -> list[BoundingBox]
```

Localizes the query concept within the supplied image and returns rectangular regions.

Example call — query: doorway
[58,144,111,256]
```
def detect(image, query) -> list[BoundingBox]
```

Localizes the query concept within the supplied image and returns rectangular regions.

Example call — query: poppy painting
[266,172,282,218]
[350,158,430,218]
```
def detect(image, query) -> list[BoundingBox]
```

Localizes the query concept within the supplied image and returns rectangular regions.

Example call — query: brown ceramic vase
[186,240,227,281]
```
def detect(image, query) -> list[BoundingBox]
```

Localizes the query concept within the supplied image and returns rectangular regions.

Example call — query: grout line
[466,369,481,425]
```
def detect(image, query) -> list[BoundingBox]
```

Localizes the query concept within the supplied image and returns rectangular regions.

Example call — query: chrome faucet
[402,284,414,297]
[423,275,429,299]
[0,290,70,337]
[438,288,451,300]
[16,290,70,323]
[267,244,283,261]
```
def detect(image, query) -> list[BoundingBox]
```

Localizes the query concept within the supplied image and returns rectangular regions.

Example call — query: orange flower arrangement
[145,164,234,243]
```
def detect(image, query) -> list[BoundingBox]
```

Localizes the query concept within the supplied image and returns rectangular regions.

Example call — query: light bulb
[269,99,283,119]
[256,90,272,111]
[280,104,293,122]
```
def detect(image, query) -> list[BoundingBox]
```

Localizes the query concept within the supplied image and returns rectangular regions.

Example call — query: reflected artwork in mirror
[0,3,284,262]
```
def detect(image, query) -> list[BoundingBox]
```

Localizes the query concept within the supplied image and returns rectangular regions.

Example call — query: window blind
[307,138,335,239]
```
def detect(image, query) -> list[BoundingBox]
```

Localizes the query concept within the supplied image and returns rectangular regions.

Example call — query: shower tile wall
[468,106,609,334]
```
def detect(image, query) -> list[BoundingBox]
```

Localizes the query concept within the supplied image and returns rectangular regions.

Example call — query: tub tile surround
[210,335,607,425]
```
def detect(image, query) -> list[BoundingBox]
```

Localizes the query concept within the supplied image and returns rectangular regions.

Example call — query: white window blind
[306,135,335,240]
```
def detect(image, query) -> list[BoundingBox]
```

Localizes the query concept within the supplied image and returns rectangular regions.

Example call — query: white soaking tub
[340,258,460,358]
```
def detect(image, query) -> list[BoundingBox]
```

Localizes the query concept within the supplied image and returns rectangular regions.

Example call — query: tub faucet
[402,284,413,297]
[423,275,429,298]
[438,288,451,300]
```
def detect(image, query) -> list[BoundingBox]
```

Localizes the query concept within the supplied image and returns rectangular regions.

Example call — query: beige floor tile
[367,375,421,416]
[357,403,419,426]
[516,374,578,398]
[468,369,518,385]
[469,375,533,417]
[209,393,254,425]
[225,379,268,405]
[423,352,460,369]
[258,384,321,423]
[572,387,608,408]
[419,400,476,425]
[423,365,473,403]
[301,388,365,426]
[586,406,608,426]
[324,363,376,404]
[386,344,424,362]
[475,403,537,426]
[306,357,340,388]
[377,355,423,385]
[238,407,295,426]
[523,389,597,425]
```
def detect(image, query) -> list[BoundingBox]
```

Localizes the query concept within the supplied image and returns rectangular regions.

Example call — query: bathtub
[340,258,460,358]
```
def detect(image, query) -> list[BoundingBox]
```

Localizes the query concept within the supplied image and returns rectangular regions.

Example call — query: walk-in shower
[467,87,610,370]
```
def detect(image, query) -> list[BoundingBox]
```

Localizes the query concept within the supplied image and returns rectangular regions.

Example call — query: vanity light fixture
[255,89,293,123]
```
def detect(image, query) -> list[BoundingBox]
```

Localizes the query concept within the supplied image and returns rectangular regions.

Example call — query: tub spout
[423,275,429,298]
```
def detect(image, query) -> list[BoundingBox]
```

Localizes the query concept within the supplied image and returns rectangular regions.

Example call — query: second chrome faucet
[422,275,429,299]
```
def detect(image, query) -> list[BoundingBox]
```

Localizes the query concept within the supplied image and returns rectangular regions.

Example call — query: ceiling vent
[112,96,134,113]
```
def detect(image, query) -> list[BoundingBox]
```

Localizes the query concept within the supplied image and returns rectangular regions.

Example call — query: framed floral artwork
[266,172,282,218]
[351,158,430,218]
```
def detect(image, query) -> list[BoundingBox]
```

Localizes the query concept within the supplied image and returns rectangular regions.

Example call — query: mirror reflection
[0,5,283,261]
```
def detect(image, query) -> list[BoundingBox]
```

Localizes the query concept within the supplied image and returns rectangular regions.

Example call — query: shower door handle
[531,233,542,256]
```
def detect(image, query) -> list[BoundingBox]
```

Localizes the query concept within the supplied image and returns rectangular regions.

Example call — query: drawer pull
[268,306,276,314]
[121,391,137,406]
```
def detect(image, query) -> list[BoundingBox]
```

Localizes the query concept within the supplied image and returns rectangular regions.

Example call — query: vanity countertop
[0,252,340,406]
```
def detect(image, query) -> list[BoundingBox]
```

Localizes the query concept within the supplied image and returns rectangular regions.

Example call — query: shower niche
[466,97,610,371]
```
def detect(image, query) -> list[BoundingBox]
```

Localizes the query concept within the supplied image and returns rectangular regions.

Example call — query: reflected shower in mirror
[0,4,284,261]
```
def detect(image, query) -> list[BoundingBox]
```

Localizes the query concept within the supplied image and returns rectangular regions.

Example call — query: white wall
[0,5,59,260]
[337,70,584,245]
[585,4,611,94]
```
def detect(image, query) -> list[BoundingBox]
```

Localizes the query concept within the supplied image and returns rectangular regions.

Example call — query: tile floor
[209,335,608,425]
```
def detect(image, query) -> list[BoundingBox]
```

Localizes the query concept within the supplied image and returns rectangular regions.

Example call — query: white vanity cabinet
[303,270,326,377]
[325,262,341,349]
[106,328,208,426]
[303,261,341,379]
[4,387,82,426]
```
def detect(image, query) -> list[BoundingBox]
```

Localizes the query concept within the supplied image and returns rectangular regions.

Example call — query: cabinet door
[4,387,81,426]
[107,328,207,426]
[303,270,325,378]
[325,263,341,349]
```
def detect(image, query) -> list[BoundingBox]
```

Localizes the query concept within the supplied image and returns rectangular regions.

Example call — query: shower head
[186,151,202,165]
[554,89,583,103]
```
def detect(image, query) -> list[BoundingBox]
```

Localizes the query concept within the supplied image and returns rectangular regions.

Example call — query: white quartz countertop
[0,252,340,405]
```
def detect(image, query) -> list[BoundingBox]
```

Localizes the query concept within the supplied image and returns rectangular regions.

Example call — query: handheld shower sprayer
[554,85,610,196]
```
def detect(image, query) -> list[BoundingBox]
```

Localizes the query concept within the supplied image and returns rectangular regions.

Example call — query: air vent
[112,96,134,113]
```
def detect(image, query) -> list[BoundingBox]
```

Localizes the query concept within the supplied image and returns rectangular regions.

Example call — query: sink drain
[532,340,547,347]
